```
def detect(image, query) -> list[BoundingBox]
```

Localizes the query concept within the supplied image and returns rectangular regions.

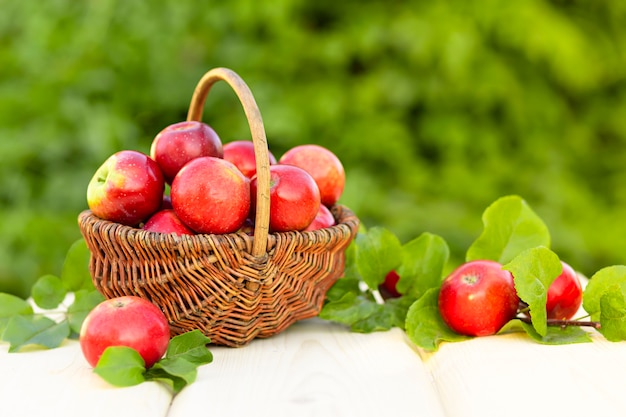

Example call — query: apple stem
[517,315,601,330]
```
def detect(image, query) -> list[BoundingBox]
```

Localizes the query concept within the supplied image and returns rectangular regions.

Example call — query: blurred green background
[2,0,626,297]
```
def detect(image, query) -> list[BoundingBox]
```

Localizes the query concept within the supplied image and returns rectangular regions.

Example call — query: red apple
[171,156,250,234]
[305,203,336,231]
[380,270,402,298]
[279,144,345,207]
[546,261,583,320]
[438,260,520,337]
[223,140,277,179]
[87,150,165,226]
[143,209,195,236]
[79,296,170,369]
[250,164,321,232]
[150,120,224,184]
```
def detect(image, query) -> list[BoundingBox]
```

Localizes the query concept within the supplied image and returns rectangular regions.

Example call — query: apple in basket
[171,156,251,234]
[87,150,165,226]
[279,144,345,207]
[305,203,336,231]
[150,120,224,184]
[143,209,195,236]
[250,164,321,232]
[223,140,277,179]
[79,296,171,369]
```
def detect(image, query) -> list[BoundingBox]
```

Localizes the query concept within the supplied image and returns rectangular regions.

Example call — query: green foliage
[94,330,213,394]
[503,246,562,336]
[0,238,105,349]
[2,0,626,295]
[326,195,626,351]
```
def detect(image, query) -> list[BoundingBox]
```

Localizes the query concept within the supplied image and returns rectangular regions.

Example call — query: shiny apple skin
[546,261,583,320]
[170,156,250,234]
[223,140,277,179]
[279,144,345,207]
[250,164,321,233]
[143,209,195,236]
[304,203,336,231]
[87,150,165,226]
[438,260,520,337]
[150,120,223,184]
[79,296,170,369]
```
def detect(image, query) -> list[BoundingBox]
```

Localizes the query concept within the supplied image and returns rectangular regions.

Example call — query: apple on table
[438,260,520,337]
[80,296,171,369]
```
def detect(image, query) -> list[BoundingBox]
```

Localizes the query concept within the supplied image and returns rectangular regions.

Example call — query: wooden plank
[169,318,447,417]
[0,340,172,417]
[412,329,626,417]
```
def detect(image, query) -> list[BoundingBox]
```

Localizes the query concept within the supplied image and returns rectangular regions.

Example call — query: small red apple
[223,140,277,179]
[546,261,583,320]
[305,203,336,231]
[79,296,170,369]
[438,260,520,337]
[279,144,345,207]
[150,120,224,184]
[380,270,402,298]
[143,209,195,236]
[171,156,250,234]
[87,150,165,226]
[250,164,321,232]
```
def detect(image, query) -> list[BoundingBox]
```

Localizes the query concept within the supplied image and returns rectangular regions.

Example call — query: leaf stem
[517,315,601,330]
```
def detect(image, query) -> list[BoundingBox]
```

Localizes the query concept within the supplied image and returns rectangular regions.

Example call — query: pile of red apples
[86,121,345,236]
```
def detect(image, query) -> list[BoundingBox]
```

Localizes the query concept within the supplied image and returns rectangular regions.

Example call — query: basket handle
[186,67,270,258]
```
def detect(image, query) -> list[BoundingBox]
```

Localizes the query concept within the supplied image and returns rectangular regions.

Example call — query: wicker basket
[77,67,360,347]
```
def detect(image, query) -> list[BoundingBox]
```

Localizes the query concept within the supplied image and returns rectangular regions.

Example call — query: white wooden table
[2,315,625,416]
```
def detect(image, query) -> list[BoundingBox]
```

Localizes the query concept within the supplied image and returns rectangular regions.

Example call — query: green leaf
[583,265,626,321]
[142,366,187,394]
[148,357,197,387]
[597,287,626,342]
[2,315,70,352]
[466,195,551,265]
[341,239,361,281]
[31,274,67,310]
[94,346,147,387]
[319,292,379,327]
[324,277,361,303]
[405,288,469,352]
[61,238,94,292]
[351,296,413,332]
[354,227,403,290]
[66,289,106,335]
[503,246,562,337]
[165,330,213,365]
[397,232,449,298]
[0,293,34,335]
[518,321,592,344]
[319,289,409,332]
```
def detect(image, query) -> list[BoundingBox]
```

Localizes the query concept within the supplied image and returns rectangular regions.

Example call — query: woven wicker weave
[77,67,359,347]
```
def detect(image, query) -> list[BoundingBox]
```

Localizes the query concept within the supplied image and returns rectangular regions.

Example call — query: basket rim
[78,203,360,255]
